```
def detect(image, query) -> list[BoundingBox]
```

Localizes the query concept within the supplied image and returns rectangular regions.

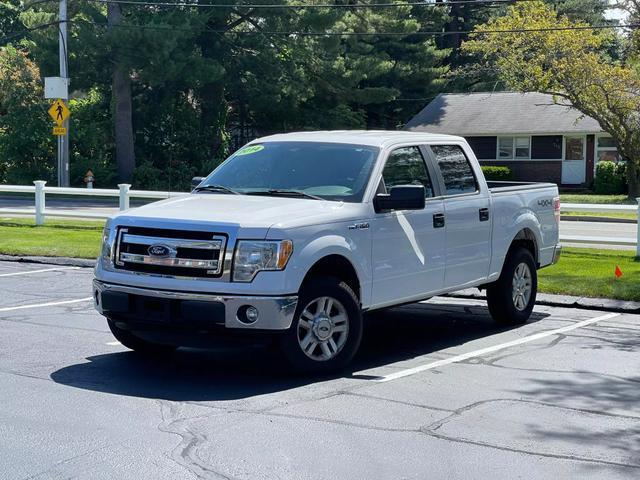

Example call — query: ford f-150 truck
[94,131,561,372]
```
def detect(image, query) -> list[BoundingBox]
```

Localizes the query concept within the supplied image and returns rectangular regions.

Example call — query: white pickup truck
[94,131,561,372]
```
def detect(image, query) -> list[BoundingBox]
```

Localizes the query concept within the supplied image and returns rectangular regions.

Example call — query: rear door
[370,146,446,307]
[428,144,492,289]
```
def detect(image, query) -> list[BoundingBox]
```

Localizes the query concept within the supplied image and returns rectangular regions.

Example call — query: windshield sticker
[235,145,264,156]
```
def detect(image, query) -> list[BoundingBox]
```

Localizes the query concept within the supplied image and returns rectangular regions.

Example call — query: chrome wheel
[297,296,349,362]
[512,262,532,311]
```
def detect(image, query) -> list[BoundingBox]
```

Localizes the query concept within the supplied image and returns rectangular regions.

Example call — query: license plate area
[131,295,173,323]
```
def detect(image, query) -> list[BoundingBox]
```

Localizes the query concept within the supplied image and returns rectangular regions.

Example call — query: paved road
[1,261,638,479]
[561,220,637,250]
[0,196,150,217]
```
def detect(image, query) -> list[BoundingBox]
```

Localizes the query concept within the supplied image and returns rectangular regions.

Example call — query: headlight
[233,240,293,282]
[100,220,114,264]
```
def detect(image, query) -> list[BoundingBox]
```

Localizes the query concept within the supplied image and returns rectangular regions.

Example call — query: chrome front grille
[115,227,227,278]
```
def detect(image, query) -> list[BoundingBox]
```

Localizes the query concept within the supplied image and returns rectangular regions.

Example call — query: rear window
[430,145,479,196]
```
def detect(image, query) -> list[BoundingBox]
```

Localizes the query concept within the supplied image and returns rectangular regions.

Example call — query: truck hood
[115,193,366,230]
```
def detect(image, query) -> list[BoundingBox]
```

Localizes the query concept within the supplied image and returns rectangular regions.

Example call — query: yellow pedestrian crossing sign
[48,99,70,127]
[53,126,67,136]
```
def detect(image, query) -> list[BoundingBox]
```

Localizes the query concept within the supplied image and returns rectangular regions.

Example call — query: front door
[371,146,446,308]
[429,144,492,289]
[562,135,586,184]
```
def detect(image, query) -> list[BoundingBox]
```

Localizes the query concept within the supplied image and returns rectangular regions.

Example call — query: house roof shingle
[404,92,604,136]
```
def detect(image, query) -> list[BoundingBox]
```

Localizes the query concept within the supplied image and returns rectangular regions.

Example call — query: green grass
[560,193,637,205]
[563,211,637,221]
[539,247,640,301]
[0,219,637,301]
[0,217,104,259]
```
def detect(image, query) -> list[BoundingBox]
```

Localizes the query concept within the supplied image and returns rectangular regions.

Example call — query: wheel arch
[301,254,361,302]
[510,227,540,266]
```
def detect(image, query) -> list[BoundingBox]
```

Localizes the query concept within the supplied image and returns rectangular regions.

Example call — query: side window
[431,145,479,196]
[381,147,434,198]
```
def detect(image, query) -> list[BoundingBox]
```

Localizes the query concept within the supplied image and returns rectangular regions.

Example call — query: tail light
[553,196,561,224]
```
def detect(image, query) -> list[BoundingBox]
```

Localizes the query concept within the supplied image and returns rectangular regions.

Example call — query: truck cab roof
[255,130,466,149]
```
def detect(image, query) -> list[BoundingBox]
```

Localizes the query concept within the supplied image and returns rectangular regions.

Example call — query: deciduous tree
[463,1,640,197]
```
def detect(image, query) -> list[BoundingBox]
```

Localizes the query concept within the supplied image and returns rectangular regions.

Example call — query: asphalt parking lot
[0,260,638,479]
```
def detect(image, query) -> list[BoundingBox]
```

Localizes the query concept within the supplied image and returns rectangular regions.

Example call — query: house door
[562,135,586,184]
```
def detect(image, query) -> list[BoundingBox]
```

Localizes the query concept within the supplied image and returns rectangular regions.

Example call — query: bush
[595,161,627,194]
[481,166,513,181]
[0,47,55,184]
[69,89,117,188]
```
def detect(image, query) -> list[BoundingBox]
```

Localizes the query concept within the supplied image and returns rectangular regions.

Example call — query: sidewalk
[446,288,640,314]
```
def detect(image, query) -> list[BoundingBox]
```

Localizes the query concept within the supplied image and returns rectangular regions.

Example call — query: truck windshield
[199,142,379,202]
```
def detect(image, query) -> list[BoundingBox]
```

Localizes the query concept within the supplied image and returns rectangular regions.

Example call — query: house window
[565,136,584,160]
[498,137,513,159]
[466,137,497,160]
[498,136,530,159]
[515,137,530,159]
[531,135,563,159]
[596,136,621,163]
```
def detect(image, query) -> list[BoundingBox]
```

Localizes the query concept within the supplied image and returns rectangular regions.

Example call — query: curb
[562,215,636,224]
[1,255,638,314]
[445,289,640,314]
[0,254,95,268]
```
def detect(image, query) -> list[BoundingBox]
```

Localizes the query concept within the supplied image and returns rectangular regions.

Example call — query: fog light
[237,305,259,324]
[246,306,259,323]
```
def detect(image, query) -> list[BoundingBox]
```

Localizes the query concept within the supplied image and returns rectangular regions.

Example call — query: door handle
[479,208,490,222]
[433,213,445,229]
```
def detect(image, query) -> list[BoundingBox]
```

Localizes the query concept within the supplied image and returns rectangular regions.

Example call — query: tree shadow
[513,375,640,468]
[572,323,640,353]
[50,301,547,402]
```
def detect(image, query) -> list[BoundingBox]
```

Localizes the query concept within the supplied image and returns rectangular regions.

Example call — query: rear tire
[486,247,537,325]
[107,318,176,356]
[279,276,362,374]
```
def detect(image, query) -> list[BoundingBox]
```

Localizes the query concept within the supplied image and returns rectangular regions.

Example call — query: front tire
[107,318,176,356]
[279,276,362,373]
[486,247,537,325]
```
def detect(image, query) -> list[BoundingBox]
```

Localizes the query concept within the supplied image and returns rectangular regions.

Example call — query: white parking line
[0,297,93,313]
[0,266,80,277]
[373,312,620,383]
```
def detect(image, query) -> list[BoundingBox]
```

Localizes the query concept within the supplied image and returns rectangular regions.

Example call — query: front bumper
[93,280,298,331]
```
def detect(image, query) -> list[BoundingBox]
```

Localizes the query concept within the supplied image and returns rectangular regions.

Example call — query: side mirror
[374,185,425,213]
[191,176,205,191]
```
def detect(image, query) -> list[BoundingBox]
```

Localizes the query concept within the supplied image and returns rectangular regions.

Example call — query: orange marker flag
[615,265,623,278]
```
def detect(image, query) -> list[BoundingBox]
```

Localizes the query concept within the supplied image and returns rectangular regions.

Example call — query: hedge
[481,166,513,181]
[594,161,627,194]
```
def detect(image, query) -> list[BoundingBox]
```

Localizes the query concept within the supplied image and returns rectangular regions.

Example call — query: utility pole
[58,0,69,187]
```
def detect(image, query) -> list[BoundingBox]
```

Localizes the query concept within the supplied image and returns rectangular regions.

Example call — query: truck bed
[487,181,558,193]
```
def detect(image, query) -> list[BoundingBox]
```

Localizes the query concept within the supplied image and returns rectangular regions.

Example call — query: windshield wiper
[246,189,323,200]
[193,184,240,195]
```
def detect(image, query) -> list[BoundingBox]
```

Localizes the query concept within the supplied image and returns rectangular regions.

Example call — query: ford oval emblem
[148,244,175,258]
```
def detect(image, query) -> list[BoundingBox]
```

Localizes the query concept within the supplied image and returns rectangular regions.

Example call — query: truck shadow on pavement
[50,301,548,401]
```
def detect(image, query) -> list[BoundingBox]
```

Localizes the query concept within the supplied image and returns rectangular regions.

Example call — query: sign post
[58,0,69,187]
[48,98,70,185]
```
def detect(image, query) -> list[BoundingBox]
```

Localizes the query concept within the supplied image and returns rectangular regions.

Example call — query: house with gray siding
[404,92,621,185]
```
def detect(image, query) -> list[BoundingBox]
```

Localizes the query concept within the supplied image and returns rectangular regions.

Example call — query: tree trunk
[627,159,640,199]
[107,4,136,183]
[200,81,227,159]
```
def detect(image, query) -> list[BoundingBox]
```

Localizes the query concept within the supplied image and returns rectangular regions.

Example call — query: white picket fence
[0,181,187,224]
[0,181,638,255]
